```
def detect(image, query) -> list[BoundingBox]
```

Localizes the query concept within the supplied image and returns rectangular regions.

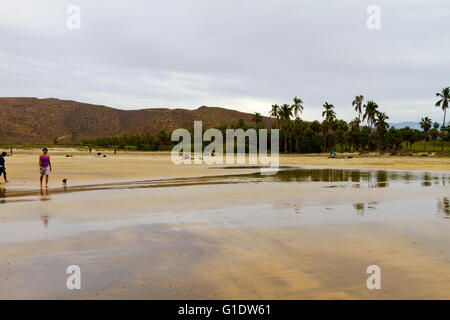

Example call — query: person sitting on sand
[0,152,8,183]
[39,148,52,188]
[328,151,337,159]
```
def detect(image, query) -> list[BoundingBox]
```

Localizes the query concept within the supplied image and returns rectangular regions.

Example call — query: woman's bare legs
[1,169,7,183]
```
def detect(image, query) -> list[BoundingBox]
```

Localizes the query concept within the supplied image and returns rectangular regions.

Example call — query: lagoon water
[0,167,449,299]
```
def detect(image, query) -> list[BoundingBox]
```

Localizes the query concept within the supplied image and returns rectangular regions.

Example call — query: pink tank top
[41,155,50,167]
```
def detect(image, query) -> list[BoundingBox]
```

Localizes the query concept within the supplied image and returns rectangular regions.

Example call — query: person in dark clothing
[0,152,8,183]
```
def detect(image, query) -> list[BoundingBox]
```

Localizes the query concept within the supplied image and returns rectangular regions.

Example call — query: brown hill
[0,97,271,144]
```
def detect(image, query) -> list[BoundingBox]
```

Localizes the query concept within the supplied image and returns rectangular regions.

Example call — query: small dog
[62,179,67,187]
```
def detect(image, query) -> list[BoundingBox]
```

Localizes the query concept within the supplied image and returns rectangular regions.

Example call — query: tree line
[266,87,449,153]
[83,87,449,153]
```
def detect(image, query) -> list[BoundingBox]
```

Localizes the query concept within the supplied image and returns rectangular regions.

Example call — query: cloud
[0,0,449,123]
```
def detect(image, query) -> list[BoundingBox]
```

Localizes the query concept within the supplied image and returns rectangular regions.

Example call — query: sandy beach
[0,150,449,299]
[1,150,249,189]
[280,153,450,172]
[1,150,449,189]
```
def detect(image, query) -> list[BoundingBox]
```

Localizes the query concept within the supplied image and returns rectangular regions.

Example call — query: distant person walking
[89,147,92,154]
[39,148,52,188]
[0,152,8,183]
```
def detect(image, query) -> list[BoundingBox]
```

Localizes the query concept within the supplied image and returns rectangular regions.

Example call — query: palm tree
[269,104,280,128]
[322,102,336,151]
[252,112,262,128]
[435,87,449,150]
[279,104,293,120]
[310,121,321,135]
[352,95,364,121]
[362,100,379,149]
[310,120,322,151]
[291,96,304,118]
[279,104,293,152]
[420,116,432,151]
[349,117,362,151]
[293,117,307,153]
[430,122,440,151]
[374,112,389,151]
[335,120,349,151]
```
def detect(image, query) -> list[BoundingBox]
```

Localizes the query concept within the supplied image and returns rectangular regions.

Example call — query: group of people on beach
[0,148,52,188]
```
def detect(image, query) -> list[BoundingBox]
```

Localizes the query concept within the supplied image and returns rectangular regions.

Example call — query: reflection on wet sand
[39,189,51,228]
[437,197,450,218]
[376,171,388,188]
[0,167,449,299]
[367,202,378,210]
[352,202,379,215]
[40,214,49,228]
[1,221,449,299]
[1,168,449,203]
[0,188,5,204]
[353,202,365,215]
[422,172,431,187]
[40,188,51,201]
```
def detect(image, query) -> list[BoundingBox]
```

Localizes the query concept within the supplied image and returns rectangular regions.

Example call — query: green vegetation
[435,87,449,150]
[266,91,450,154]
[82,131,173,151]
[79,88,450,154]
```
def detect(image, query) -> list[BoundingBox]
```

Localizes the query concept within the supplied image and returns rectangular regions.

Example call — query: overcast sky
[0,0,449,122]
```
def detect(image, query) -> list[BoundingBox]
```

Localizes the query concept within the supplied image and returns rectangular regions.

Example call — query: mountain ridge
[0,97,271,144]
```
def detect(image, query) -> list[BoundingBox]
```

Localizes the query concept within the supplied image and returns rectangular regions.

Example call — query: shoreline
[1,150,449,299]
[1,170,449,299]
[1,151,449,191]
[1,163,449,194]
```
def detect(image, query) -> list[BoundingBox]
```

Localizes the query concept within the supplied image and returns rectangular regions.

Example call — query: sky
[0,0,449,123]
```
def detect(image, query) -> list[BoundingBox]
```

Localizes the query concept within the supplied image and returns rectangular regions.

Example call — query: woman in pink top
[39,148,52,188]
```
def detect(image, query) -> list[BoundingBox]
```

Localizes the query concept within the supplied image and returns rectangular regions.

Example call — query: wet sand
[0,151,253,189]
[1,151,449,299]
[1,162,449,299]
[1,150,449,189]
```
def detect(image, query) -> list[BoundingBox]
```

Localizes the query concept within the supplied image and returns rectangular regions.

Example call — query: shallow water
[1,167,449,299]
[0,167,449,243]
[1,196,449,245]
[1,167,449,202]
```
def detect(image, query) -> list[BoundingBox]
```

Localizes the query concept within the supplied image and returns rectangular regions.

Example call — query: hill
[0,97,271,144]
